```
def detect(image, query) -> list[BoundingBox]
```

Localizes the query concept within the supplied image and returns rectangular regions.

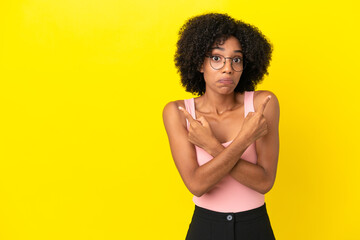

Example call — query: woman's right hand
[238,95,271,143]
[178,106,220,152]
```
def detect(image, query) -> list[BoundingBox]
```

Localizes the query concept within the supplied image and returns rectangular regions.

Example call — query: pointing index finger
[178,106,197,124]
[258,95,271,113]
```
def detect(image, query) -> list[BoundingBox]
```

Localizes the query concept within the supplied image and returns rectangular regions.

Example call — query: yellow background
[1,0,359,239]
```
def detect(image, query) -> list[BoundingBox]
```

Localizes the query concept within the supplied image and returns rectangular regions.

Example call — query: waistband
[193,203,268,223]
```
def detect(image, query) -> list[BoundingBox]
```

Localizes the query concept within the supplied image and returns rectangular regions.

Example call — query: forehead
[211,36,242,51]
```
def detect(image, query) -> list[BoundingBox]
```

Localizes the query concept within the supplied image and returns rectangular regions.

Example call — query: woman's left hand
[178,106,221,152]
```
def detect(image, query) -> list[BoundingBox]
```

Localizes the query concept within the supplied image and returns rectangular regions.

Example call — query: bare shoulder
[162,99,187,128]
[163,100,185,112]
[253,90,280,120]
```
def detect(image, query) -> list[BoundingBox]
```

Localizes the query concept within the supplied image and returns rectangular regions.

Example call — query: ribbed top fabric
[184,91,264,212]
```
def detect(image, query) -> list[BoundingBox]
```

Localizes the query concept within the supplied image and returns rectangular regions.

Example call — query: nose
[222,58,233,73]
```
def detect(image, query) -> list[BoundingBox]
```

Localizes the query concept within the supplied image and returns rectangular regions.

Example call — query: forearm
[230,160,272,194]
[208,144,271,194]
[192,134,251,197]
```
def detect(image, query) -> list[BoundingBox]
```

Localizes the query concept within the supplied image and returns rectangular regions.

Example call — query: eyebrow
[210,47,243,53]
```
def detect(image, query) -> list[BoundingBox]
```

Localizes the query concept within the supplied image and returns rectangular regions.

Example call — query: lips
[218,78,234,84]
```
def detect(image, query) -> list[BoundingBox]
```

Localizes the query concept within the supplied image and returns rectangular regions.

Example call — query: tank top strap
[184,98,196,130]
[244,91,255,117]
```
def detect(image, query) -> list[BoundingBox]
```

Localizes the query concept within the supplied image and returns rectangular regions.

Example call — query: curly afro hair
[174,13,273,96]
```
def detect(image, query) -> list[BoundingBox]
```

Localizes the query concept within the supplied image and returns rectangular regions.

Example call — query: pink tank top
[184,91,264,212]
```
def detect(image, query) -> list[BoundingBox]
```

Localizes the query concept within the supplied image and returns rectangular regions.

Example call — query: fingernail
[268,96,271,99]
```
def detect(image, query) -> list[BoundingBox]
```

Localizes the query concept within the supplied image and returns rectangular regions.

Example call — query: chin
[218,87,235,95]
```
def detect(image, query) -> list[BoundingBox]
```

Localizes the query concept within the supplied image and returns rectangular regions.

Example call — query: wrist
[234,131,252,149]
[206,139,224,157]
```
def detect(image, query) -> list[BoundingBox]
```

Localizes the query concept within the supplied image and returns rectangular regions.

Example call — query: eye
[211,55,222,62]
[233,57,242,63]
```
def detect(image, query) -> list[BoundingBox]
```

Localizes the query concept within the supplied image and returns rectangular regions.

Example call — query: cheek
[203,70,216,83]
[234,74,242,84]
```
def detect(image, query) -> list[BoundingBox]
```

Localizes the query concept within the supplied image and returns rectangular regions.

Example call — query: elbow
[189,186,206,197]
[258,180,275,194]
[188,182,207,197]
[186,170,209,197]
[192,191,204,198]
[259,185,272,195]
[193,190,206,198]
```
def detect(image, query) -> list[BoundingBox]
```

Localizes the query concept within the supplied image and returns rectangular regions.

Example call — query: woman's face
[200,36,243,95]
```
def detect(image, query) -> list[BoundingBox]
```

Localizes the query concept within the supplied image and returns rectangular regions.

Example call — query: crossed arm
[207,122,279,194]
[163,91,280,196]
[191,92,279,194]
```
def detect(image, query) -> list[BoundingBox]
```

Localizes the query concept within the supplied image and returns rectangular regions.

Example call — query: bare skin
[163,36,280,197]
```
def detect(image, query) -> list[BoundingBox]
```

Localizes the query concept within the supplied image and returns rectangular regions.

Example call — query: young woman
[163,13,279,240]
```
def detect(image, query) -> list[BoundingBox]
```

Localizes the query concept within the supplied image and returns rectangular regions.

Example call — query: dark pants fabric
[185,203,275,240]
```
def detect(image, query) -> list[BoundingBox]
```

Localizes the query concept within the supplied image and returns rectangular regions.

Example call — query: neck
[201,91,237,116]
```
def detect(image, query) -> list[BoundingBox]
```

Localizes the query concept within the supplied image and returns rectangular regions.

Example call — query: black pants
[185,203,275,240]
